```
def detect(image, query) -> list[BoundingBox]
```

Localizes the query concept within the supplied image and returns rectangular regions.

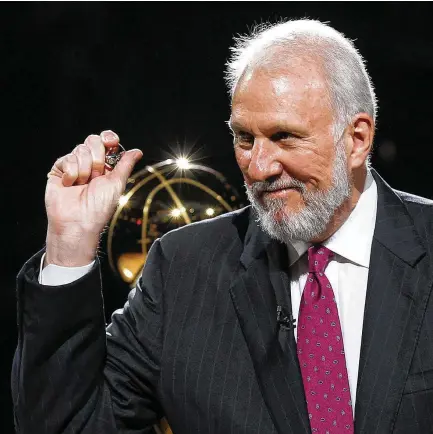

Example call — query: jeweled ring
[105,143,126,171]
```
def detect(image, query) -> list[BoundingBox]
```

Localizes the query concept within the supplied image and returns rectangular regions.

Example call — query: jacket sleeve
[12,239,165,433]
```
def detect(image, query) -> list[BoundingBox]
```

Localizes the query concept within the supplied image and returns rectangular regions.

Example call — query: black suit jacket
[12,171,433,434]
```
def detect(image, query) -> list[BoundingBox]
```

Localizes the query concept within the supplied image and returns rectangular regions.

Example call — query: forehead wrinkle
[232,64,333,135]
[232,110,309,137]
[236,67,328,108]
[240,44,333,100]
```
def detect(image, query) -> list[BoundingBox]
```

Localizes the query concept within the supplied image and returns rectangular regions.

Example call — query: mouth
[262,187,300,199]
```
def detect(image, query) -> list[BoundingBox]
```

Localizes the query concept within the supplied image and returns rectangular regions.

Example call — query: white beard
[245,142,352,243]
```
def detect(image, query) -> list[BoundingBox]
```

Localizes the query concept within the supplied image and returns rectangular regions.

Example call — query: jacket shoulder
[158,206,251,256]
[396,189,433,208]
[395,189,433,220]
[394,189,433,244]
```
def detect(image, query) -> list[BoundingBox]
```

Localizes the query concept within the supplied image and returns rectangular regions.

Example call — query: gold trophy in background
[107,157,244,288]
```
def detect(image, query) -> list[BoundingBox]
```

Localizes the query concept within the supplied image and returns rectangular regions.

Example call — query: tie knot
[308,245,333,273]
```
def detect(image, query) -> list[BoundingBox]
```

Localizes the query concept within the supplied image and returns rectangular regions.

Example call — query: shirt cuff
[39,252,96,286]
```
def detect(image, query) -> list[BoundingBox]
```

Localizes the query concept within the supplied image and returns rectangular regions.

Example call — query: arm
[12,239,165,433]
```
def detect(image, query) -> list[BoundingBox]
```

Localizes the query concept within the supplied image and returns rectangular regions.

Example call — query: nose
[247,139,283,183]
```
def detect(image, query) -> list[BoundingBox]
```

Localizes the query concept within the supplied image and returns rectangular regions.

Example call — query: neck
[311,167,367,244]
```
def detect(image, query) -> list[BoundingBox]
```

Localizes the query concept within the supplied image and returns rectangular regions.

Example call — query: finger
[84,134,106,178]
[72,144,92,185]
[49,154,72,178]
[48,156,65,179]
[100,130,120,149]
[108,149,143,187]
[61,153,79,187]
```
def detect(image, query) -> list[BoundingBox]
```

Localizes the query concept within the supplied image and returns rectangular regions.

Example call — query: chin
[262,198,304,220]
[268,208,286,224]
[253,199,328,244]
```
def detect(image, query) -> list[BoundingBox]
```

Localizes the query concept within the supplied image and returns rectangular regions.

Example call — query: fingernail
[129,149,142,160]
[101,131,118,142]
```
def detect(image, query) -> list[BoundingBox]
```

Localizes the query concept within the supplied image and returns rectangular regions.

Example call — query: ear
[346,113,375,169]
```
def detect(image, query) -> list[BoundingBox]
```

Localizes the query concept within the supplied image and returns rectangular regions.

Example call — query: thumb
[109,149,143,185]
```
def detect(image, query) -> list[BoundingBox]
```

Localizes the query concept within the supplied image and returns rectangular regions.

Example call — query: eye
[234,131,254,148]
[270,131,298,142]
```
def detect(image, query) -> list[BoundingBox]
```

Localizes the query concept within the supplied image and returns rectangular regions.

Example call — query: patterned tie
[297,245,354,434]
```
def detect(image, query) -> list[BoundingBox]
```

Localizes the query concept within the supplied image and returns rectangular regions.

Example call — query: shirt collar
[288,170,378,268]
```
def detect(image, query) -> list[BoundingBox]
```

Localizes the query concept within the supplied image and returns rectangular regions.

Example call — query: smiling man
[231,66,354,244]
[13,20,433,434]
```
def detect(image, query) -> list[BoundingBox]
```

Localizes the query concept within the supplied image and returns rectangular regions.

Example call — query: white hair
[225,19,377,139]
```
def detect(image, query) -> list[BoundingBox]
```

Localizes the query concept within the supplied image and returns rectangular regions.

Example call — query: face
[230,61,352,242]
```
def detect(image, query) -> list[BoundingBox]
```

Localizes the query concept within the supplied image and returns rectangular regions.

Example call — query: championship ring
[105,143,126,171]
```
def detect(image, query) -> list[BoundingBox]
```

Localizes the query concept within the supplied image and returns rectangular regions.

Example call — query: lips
[263,186,300,194]
[265,187,290,193]
[261,188,298,200]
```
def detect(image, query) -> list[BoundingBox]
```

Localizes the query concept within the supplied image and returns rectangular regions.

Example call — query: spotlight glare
[124,269,133,279]
[205,207,215,217]
[171,208,181,218]
[176,157,190,170]
[119,195,128,206]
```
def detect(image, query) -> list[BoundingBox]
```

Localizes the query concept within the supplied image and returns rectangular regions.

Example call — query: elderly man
[13,20,433,434]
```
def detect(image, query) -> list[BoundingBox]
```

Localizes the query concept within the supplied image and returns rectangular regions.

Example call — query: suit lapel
[354,171,433,433]
[229,216,310,434]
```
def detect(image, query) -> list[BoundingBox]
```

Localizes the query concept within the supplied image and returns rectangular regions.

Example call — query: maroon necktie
[297,245,354,433]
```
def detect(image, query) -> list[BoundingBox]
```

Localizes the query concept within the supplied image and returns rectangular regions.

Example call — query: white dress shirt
[39,171,377,414]
[39,256,95,286]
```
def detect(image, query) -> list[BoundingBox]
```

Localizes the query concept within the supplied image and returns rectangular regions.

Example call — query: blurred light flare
[170,208,182,218]
[176,157,191,170]
[119,195,128,206]
[170,206,188,219]
[123,269,133,279]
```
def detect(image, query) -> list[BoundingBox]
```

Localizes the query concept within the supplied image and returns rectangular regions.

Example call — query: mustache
[247,177,307,196]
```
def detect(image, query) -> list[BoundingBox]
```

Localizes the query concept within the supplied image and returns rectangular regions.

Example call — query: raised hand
[44,130,143,267]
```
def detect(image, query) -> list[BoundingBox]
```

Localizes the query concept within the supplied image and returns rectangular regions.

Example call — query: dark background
[2,2,433,432]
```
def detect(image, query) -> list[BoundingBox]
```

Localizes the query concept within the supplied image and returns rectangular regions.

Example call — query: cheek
[234,147,251,174]
[280,149,334,187]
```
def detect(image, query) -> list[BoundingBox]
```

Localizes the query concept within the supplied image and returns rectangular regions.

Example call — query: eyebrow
[228,119,308,137]
[227,118,256,132]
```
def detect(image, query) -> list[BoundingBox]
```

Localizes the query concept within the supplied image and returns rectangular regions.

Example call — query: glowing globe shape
[107,158,244,285]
